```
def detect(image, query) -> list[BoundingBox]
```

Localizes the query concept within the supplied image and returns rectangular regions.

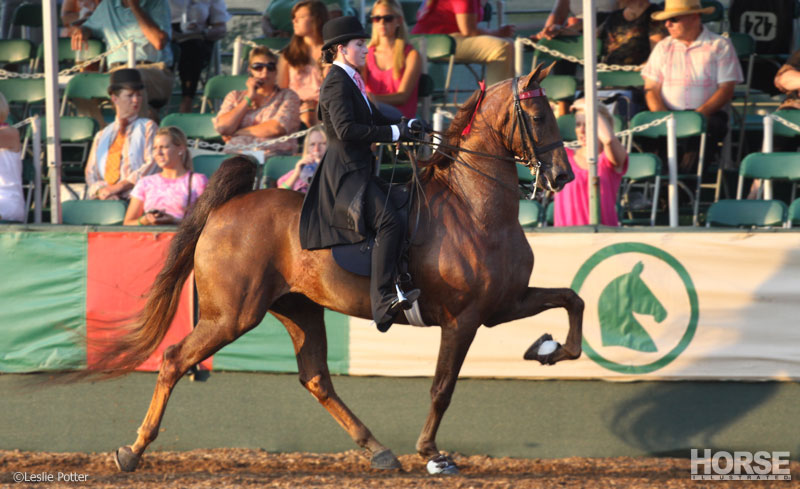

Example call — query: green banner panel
[212,310,349,374]
[0,231,87,372]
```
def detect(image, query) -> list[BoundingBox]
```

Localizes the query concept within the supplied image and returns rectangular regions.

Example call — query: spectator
[277,0,328,128]
[213,46,301,161]
[410,0,514,87]
[599,0,666,66]
[775,50,800,111]
[71,0,174,120]
[554,99,628,226]
[61,0,102,29]
[365,0,422,119]
[170,0,230,113]
[85,69,158,200]
[124,126,208,225]
[534,0,619,40]
[641,0,743,173]
[0,92,25,223]
[262,0,347,38]
[277,125,327,193]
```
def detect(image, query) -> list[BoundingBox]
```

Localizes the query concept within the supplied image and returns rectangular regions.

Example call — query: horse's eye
[533,116,545,123]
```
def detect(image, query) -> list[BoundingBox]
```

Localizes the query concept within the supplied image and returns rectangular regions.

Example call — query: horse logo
[598,261,666,352]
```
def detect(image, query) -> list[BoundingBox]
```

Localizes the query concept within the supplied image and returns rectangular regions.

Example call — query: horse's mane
[419,86,484,175]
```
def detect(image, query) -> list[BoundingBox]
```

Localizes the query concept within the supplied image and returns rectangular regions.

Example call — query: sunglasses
[250,62,277,72]
[370,14,396,23]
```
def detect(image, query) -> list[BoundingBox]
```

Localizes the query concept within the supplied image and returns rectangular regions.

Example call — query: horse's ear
[522,62,556,90]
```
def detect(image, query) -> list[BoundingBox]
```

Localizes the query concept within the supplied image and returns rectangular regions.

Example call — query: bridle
[509,77,564,198]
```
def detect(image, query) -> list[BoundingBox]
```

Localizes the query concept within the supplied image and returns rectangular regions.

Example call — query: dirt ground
[1,449,797,489]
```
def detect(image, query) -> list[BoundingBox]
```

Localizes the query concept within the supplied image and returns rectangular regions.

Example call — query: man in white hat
[641,0,743,172]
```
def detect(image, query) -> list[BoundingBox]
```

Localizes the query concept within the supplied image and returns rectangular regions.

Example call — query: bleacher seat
[62,200,127,225]
[705,199,787,228]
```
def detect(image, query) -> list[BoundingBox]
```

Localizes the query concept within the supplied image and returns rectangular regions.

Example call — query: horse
[98,63,585,475]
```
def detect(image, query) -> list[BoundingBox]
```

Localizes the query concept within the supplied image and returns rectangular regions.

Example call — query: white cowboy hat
[651,0,714,21]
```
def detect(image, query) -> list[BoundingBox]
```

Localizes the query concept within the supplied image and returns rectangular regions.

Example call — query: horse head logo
[598,261,667,352]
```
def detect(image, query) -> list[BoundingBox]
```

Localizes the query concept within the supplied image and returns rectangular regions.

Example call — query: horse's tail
[89,156,258,377]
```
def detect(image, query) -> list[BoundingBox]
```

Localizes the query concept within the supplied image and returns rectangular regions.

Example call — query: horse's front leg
[485,287,584,362]
[416,317,480,473]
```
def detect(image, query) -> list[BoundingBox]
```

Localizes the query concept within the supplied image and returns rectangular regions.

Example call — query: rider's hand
[398,117,414,141]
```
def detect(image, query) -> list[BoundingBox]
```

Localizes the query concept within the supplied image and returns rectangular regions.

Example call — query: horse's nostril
[554,172,571,189]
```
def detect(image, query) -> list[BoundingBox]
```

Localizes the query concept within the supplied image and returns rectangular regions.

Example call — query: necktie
[104,120,128,185]
[353,71,366,95]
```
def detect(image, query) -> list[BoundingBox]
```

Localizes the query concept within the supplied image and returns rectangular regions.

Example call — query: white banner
[348,233,800,381]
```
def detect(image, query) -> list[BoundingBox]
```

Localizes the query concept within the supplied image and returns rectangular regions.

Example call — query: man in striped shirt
[641,0,743,172]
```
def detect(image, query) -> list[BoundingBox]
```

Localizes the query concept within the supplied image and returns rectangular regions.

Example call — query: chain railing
[12,116,37,129]
[564,113,673,148]
[0,39,131,80]
[516,37,641,72]
[769,113,800,134]
[188,125,317,153]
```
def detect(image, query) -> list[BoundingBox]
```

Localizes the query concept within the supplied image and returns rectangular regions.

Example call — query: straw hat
[651,0,714,21]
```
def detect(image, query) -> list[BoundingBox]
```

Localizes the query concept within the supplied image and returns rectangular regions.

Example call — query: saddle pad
[331,238,373,277]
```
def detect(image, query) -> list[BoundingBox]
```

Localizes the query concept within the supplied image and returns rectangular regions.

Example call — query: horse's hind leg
[270,294,402,470]
[485,286,584,362]
[115,315,255,472]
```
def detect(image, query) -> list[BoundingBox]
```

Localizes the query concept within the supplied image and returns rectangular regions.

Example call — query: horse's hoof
[370,449,402,470]
[426,454,459,475]
[114,446,140,472]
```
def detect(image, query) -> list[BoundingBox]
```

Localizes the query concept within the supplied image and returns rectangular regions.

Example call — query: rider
[298,16,422,332]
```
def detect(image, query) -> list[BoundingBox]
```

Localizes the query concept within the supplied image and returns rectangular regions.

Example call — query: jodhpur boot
[376,287,421,332]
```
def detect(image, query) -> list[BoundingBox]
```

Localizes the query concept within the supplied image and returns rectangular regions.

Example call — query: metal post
[514,37,524,78]
[667,115,678,227]
[31,116,42,224]
[762,115,774,200]
[433,110,444,152]
[360,0,366,25]
[232,36,242,76]
[42,0,63,223]
[127,39,136,68]
[582,0,600,225]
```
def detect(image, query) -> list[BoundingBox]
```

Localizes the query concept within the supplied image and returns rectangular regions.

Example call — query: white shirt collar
[333,61,359,81]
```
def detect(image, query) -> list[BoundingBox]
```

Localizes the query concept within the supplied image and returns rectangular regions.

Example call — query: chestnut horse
[100,64,584,474]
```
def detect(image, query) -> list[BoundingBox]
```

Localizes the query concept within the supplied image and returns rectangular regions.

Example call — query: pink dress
[553,147,628,227]
[288,62,322,107]
[365,44,419,118]
[130,171,208,219]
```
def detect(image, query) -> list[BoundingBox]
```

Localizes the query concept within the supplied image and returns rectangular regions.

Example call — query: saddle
[331,183,413,277]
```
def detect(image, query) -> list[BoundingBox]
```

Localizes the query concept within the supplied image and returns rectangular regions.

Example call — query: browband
[518,88,546,100]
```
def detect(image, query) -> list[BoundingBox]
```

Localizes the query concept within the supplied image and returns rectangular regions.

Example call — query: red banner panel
[86,232,212,371]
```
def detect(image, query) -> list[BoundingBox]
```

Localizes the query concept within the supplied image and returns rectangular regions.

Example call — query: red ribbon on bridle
[461,80,486,136]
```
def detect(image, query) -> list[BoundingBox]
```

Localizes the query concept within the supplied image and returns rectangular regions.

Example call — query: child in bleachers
[277,125,327,193]
[123,126,208,225]
[277,0,328,128]
[0,92,25,223]
[364,0,422,119]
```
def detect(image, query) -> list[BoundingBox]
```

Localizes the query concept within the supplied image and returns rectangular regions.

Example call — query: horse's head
[506,64,573,192]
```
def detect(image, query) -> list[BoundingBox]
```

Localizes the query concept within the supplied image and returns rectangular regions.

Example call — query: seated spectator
[124,126,208,225]
[534,0,619,40]
[0,92,25,223]
[277,0,328,128]
[599,0,666,66]
[85,69,158,200]
[71,0,174,120]
[365,0,422,119]
[775,50,800,111]
[554,99,628,227]
[641,0,742,173]
[170,0,230,113]
[411,0,515,87]
[262,0,346,37]
[214,46,302,160]
[277,125,327,193]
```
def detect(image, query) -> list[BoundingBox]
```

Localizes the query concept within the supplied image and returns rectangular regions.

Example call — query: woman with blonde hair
[0,92,25,223]
[553,99,628,227]
[276,125,327,193]
[124,126,208,225]
[277,0,328,128]
[364,0,422,118]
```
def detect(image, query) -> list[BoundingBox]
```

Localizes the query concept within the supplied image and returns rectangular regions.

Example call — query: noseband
[510,77,564,197]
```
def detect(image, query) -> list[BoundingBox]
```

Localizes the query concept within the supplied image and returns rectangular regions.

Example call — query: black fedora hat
[321,16,369,51]
[108,68,144,93]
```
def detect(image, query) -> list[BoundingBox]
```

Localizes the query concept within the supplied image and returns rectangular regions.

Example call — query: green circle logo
[571,242,699,374]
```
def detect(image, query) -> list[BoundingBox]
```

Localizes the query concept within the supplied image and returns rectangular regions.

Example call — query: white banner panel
[348,232,800,381]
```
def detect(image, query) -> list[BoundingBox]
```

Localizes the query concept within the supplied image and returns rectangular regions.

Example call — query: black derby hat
[322,16,369,51]
[108,68,144,92]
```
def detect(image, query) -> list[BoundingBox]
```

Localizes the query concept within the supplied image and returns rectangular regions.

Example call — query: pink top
[553,147,628,227]
[411,0,482,35]
[130,171,209,219]
[365,44,419,118]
